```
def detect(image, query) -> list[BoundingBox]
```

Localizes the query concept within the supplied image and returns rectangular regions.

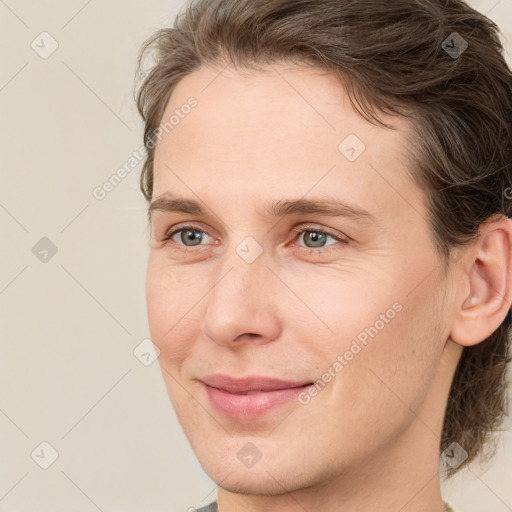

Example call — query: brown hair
[134,0,512,477]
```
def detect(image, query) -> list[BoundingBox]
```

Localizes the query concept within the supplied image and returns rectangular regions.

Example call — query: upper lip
[200,374,313,393]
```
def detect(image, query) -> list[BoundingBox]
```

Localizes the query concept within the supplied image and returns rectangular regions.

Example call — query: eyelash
[160,224,348,255]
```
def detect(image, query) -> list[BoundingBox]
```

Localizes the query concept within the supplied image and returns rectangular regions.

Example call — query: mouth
[200,374,314,393]
[199,374,314,420]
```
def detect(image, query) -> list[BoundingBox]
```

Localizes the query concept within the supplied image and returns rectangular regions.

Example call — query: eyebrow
[148,193,378,225]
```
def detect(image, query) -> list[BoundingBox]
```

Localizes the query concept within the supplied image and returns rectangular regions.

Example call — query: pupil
[184,230,202,246]
[306,231,325,247]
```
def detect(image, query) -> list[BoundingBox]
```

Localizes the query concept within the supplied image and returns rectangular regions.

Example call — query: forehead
[152,62,419,219]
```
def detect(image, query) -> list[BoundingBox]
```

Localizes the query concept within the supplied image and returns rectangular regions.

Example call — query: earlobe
[450,215,512,348]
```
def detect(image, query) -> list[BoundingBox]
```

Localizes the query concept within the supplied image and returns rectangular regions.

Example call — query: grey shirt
[196,502,217,512]
[194,500,456,511]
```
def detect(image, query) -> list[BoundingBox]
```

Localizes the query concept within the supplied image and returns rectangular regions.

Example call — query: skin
[145,62,512,512]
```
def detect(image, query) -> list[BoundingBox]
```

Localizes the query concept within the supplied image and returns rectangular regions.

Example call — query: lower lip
[203,383,312,421]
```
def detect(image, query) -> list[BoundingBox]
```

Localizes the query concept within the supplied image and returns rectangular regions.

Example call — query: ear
[450,215,512,347]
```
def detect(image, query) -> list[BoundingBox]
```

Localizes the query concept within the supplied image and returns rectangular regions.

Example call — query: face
[146,62,455,495]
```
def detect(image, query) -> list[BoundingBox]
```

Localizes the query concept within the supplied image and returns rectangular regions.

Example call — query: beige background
[0,1,511,511]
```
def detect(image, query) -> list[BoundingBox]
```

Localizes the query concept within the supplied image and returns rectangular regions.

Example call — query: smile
[199,374,314,420]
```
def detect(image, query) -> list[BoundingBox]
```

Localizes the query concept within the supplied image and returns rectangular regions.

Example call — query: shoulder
[193,501,217,512]
[192,501,455,512]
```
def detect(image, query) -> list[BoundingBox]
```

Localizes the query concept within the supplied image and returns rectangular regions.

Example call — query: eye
[290,225,347,254]
[161,224,213,249]
[159,223,347,255]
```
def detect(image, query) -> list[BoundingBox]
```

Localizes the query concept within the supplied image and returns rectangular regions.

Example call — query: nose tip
[200,262,282,348]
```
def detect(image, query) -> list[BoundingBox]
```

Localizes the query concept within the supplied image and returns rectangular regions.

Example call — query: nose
[201,250,282,348]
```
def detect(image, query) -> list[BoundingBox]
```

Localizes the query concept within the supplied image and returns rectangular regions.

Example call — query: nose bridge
[213,230,270,300]
[201,243,281,345]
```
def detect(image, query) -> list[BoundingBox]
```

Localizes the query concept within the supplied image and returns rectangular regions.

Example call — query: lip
[200,374,313,421]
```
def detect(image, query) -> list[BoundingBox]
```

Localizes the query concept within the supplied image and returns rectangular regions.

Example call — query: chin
[196,448,318,496]
[205,465,304,496]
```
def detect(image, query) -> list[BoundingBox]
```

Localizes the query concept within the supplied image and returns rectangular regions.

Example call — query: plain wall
[0,1,511,511]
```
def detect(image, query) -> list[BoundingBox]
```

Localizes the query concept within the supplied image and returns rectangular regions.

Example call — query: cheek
[313,297,443,460]
[146,258,199,363]
[285,267,400,354]
[305,266,443,405]
[350,288,443,415]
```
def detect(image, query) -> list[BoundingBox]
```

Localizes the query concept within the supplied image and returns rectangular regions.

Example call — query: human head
[135,0,512,490]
